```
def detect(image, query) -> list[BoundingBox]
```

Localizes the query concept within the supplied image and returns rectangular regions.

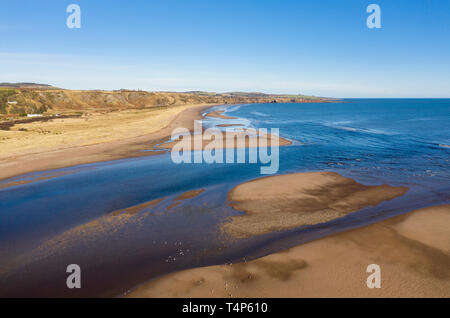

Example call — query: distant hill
[185,91,322,99]
[0,84,331,117]
[0,82,58,89]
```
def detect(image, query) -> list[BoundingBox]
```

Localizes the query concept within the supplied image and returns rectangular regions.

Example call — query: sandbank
[128,204,450,298]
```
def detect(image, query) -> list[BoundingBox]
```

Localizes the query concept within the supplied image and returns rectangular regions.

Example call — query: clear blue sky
[1,0,449,97]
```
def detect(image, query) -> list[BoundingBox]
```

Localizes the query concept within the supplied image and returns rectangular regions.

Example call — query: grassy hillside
[0,87,329,118]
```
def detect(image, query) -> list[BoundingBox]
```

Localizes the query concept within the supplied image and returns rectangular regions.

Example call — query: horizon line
[2,82,450,99]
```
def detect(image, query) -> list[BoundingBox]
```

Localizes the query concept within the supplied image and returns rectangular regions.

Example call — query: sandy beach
[0,103,214,180]
[128,204,450,298]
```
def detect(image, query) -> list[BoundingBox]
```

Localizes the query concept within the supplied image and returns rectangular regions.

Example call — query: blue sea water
[221,99,450,184]
[0,99,449,296]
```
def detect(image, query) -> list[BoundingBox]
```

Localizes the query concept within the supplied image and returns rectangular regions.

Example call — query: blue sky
[1,0,449,97]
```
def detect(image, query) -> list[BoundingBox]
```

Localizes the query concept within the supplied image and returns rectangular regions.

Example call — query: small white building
[7,101,17,104]
[27,114,43,118]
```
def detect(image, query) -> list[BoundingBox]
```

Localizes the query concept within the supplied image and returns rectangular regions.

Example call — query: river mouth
[0,156,446,297]
[1,100,449,297]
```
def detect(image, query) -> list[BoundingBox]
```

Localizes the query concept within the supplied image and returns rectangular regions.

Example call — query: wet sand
[222,172,408,238]
[167,189,206,211]
[128,204,450,298]
[158,129,292,151]
[216,124,244,127]
[0,189,207,279]
[205,110,238,120]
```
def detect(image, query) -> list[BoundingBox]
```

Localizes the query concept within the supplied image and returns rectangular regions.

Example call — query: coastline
[1,99,448,298]
[0,102,293,181]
